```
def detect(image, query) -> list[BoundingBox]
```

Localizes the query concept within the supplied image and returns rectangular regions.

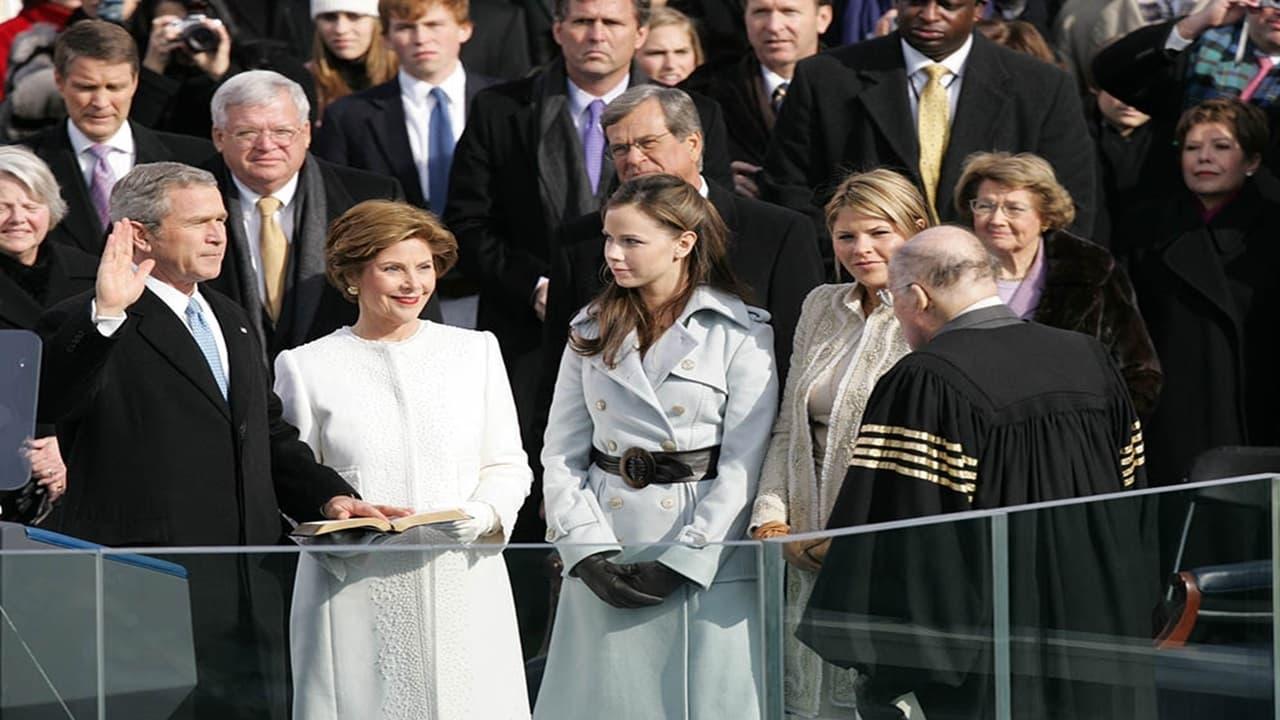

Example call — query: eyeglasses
[969,198,1033,219]
[607,132,671,159]
[227,126,304,146]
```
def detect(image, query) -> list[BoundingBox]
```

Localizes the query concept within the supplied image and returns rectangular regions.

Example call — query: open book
[291,508,470,538]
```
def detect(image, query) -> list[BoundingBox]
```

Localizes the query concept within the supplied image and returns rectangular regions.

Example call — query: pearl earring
[346,286,358,296]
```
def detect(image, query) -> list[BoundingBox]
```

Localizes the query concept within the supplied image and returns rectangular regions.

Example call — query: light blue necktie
[427,87,455,217]
[185,298,228,400]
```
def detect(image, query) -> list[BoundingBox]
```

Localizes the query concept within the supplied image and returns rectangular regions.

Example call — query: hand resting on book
[436,501,500,544]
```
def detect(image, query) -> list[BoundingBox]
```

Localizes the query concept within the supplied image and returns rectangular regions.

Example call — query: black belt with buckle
[590,446,721,489]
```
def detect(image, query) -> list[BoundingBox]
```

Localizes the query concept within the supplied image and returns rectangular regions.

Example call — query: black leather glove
[628,561,688,599]
[570,553,663,609]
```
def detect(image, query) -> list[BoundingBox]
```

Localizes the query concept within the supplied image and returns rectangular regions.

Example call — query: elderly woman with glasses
[954,151,1161,415]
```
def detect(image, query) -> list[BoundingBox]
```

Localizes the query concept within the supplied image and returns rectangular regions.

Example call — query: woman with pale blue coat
[536,174,779,720]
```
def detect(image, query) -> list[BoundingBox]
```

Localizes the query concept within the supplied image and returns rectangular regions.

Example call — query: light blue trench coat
[535,286,779,720]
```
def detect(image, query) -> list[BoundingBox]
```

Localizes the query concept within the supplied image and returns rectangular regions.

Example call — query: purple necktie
[88,144,114,231]
[582,99,606,194]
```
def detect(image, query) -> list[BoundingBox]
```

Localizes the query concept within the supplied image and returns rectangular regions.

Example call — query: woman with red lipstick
[307,0,396,123]
[538,174,778,720]
[274,200,533,719]
[749,168,925,718]
[1129,98,1280,485]
[954,151,1162,416]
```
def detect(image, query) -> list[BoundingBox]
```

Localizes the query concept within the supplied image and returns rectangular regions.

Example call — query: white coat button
[661,440,677,452]
[681,359,695,370]
[671,405,686,416]
[607,440,618,452]
[595,400,607,411]
[608,497,624,510]
[545,528,556,542]
[660,498,675,510]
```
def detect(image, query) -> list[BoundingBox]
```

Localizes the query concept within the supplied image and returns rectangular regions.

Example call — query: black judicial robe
[800,305,1159,720]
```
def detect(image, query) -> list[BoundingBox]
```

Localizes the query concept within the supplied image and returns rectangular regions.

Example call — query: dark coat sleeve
[264,388,358,523]
[1091,19,1187,122]
[36,295,113,425]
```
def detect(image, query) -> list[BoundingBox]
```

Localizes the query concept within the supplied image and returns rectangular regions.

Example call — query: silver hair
[889,225,1000,291]
[210,70,311,128]
[602,85,703,139]
[110,162,217,230]
[0,145,68,226]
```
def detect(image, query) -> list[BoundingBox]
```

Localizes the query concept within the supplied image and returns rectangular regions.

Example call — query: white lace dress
[275,321,532,720]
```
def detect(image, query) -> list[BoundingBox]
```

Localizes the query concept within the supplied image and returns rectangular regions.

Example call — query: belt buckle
[619,447,656,489]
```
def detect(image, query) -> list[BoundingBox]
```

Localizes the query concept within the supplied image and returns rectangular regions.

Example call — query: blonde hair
[953,151,1076,231]
[326,200,459,300]
[824,167,933,237]
[646,7,704,65]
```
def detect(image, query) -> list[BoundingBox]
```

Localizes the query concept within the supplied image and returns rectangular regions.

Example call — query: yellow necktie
[256,196,287,323]
[917,64,952,222]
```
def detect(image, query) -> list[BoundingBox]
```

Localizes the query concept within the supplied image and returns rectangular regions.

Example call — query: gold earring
[346,286,358,296]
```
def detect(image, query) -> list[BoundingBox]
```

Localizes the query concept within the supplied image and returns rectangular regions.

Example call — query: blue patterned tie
[185,298,228,400]
[428,87,455,217]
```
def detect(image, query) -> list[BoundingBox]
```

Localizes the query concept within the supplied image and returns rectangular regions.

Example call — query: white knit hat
[311,0,380,18]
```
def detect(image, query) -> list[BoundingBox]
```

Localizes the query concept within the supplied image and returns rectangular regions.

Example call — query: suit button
[607,440,618,452]
[671,405,685,416]
[595,400,607,411]
[660,498,675,510]
[545,528,556,542]
[661,440,677,452]
[680,359,695,370]
[608,497,624,510]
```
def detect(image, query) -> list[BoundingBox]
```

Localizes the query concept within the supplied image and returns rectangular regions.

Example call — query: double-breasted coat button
[671,405,686,416]
[607,440,618,452]
[545,528,556,542]
[608,497,624,510]
[661,440,677,452]
[680,359,695,370]
[660,497,675,510]
[595,399,607,411]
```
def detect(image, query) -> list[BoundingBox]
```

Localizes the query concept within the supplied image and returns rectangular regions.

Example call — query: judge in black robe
[800,227,1158,720]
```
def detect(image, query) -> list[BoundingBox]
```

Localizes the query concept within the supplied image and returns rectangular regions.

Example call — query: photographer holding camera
[143,6,231,84]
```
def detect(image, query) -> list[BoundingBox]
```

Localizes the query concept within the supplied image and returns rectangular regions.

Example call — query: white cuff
[90,300,126,337]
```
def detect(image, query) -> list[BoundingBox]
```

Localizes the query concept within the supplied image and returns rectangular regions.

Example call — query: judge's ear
[907,282,930,313]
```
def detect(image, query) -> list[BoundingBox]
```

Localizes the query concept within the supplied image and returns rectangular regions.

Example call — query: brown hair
[326,199,459,300]
[824,168,932,238]
[54,19,139,78]
[554,0,650,26]
[646,7,704,65]
[379,0,471,30]
[1175,98,1270,159]
[311,17,398,113]
[953,151,1076,231]
[571,174,748,367]
[975,19,1057,66]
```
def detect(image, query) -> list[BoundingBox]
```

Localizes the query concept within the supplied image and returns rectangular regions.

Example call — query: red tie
[1238,55,1275,102]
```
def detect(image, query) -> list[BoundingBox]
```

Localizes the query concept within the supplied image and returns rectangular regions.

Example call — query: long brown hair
[571,174,748,367]
[310,18,398,115]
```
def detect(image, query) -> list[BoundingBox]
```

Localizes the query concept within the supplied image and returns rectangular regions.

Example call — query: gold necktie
[917,64,952,222]
[256,196,287,323]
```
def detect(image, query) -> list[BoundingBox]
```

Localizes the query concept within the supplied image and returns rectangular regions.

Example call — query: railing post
[760,540,786,720]
[1271,476,1279,720]
[95,550,105,720]
[992,513,1011,720]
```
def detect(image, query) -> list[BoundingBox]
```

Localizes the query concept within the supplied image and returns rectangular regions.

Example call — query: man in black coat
[24,20,214,256]
[204,72,430,360]
[38,162,397,719]
[761,0,1096,249]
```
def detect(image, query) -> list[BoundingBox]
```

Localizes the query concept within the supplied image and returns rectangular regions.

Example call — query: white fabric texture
[275,321,531,720]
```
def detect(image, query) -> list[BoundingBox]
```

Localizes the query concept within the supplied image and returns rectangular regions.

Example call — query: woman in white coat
[750,169,930,718]
[536,174,779,720]
[274,200,532,720]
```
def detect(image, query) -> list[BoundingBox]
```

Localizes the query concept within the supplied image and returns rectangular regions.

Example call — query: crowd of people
[0,0,1276,718]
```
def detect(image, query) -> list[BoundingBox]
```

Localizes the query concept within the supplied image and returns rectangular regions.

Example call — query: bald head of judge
[886,225,1002,349]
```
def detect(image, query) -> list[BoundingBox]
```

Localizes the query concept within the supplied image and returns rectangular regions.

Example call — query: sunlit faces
[385,5,473,83]
[211,91,312,196]
[317,11,379,61]
[139,184,227,294]
[553,0,648,84]
[54,57,139,143]
[829,208,914,290]
[604,98,701,183]
[1245,6,1280,54]
[0,176,51,266]
[637,24,698,86]
[1180,121,1261,209]
[744,0,833,75]
[602,203,694,296]
[893,0,980,61]
[353,238,437,332]
[969,180,1043,261]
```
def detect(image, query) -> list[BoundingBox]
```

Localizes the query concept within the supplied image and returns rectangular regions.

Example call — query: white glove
[437,501,499,544]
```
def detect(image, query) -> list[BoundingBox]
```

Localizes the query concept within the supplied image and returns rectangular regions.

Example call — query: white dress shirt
[399,65,468,203]
[760,65,789,101]
[566,75,629,134]
[67,119,136,190]
[93,276,232,384]
[232,172,300,306]
[901,35,973,126]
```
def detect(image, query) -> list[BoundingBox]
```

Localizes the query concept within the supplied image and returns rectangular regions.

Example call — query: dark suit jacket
[462,0,534,81]
[762,32,1097,242]
[313,70,499,209]
[23,122,215,256]
[0,242,96,331]
[201,155,436,359]
[37,287,354,547]
[681,52,774,166]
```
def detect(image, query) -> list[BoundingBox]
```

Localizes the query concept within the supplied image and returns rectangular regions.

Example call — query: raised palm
[95,219,155,317]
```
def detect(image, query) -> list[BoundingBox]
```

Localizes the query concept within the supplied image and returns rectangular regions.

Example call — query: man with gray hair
[800,225,1152,719]
[202,70,424,359]
[37,161,402,718]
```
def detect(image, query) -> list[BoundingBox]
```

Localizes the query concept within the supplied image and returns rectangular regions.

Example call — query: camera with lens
[167,14,221,55]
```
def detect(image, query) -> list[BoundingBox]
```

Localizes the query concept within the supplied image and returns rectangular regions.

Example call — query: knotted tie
[427,86,455,216]
[185,298,228,400]
[88,144,114,231]
[1238,56,1275,102]
[771,82,789,115]
[582,99,606,194]
[917,64,952,221]
[256,196,288,323]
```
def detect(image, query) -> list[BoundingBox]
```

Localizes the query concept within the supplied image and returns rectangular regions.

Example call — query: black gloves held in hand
[570,553,688,609]
[628,561,687,598]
